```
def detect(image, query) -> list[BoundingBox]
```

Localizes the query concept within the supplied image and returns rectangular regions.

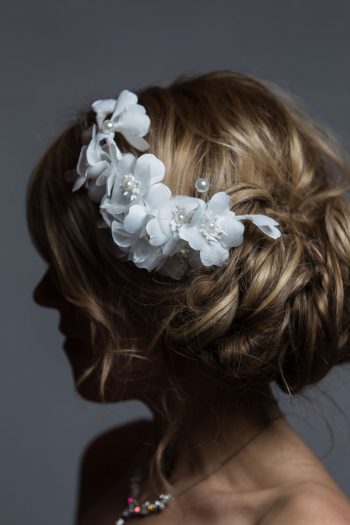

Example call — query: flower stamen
[169,206,193,233]
[121,174,140,201]
[199,211,225,243]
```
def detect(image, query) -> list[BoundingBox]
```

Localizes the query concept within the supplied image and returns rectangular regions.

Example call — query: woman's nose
[33,269,67,310]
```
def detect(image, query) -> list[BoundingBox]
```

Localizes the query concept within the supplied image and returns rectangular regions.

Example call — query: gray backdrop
[1,1,350,524]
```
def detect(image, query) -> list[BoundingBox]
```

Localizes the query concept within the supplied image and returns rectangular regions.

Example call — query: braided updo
[27,70,350,485]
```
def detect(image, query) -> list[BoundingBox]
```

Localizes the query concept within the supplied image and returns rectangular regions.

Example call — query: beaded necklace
[114,418,277,524]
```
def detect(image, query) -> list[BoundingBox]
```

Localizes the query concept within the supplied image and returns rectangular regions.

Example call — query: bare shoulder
[260,482,350,525]
[77,418,153,491]
[75,418,154,525]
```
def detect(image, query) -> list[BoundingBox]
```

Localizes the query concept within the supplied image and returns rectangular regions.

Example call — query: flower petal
[124,204,149,234]
[114,104,150,133]
[162,236,181,256]
[188,199,206,226]
[219,212,245,249]
[113,90,138,116]
[92,99,117,129]
[114,104,150,150]
[146,217,169,246]
[85,125,99,163]
[99,138,121,164]
[100,195,127,217]
[122,133,150,151]
[92,98,117,115]
[200,241,229,267]
[76,145,88,176]
[116,153,137,176]
[135,154,165,185]
[207,192,230,214]
[106,169,116,196]
[179,224,205,251]
[86,160,109,179]
[172,195,200,214]
[72,175,86,192]
[111,221,134,248]
[99,205,113,227]
[144,183,171,210]
[130,240,163,271]
[235,214,281,239]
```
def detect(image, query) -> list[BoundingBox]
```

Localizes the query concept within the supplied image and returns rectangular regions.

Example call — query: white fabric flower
[178,192,246,267]
[73,124,119,197]
[111,218,141,249]
[145,194,200,256]
[110,185,199,274]
[109,184,171,271]
[129,241,167,272]
[99,152,165,219]
[70,89,283,280]
[121,183,170,237]
[92,90,150,151]
[111,220,166,272]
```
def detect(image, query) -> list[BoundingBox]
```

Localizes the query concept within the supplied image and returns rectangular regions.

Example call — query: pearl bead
[195,178,209,193]
[102,119,114,132]
[123,180,134,190]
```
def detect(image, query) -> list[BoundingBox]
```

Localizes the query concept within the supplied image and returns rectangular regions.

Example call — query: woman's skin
[33,268,350,524]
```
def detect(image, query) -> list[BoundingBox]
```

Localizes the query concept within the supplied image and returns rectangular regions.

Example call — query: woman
[27,71,350,524]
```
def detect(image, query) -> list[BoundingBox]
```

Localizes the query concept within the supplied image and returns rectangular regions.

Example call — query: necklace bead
[115,489,172,523]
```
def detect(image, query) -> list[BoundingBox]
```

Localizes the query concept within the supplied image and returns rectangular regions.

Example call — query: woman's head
[27,70,350,475]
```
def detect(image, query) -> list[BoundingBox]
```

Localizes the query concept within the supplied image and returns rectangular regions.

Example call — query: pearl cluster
[169,205,192,233]
[121,174,141,201]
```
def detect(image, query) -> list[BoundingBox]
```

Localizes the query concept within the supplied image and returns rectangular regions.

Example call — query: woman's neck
[172,403,279,485]
[164,386,283,491]
[133,380,340,523]
[141,383,283,492]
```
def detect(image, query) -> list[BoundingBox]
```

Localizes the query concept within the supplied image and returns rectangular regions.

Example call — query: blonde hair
[27,70,350,488]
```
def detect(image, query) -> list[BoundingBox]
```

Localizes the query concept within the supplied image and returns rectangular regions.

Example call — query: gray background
[1,1,350,524]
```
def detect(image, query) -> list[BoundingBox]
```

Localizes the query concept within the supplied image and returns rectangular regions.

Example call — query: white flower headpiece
[71,89,282,280]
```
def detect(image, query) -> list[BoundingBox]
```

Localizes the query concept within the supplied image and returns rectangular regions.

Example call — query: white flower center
[169,206,192,233]
[121,174,140,201]
[199,210,225,243]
